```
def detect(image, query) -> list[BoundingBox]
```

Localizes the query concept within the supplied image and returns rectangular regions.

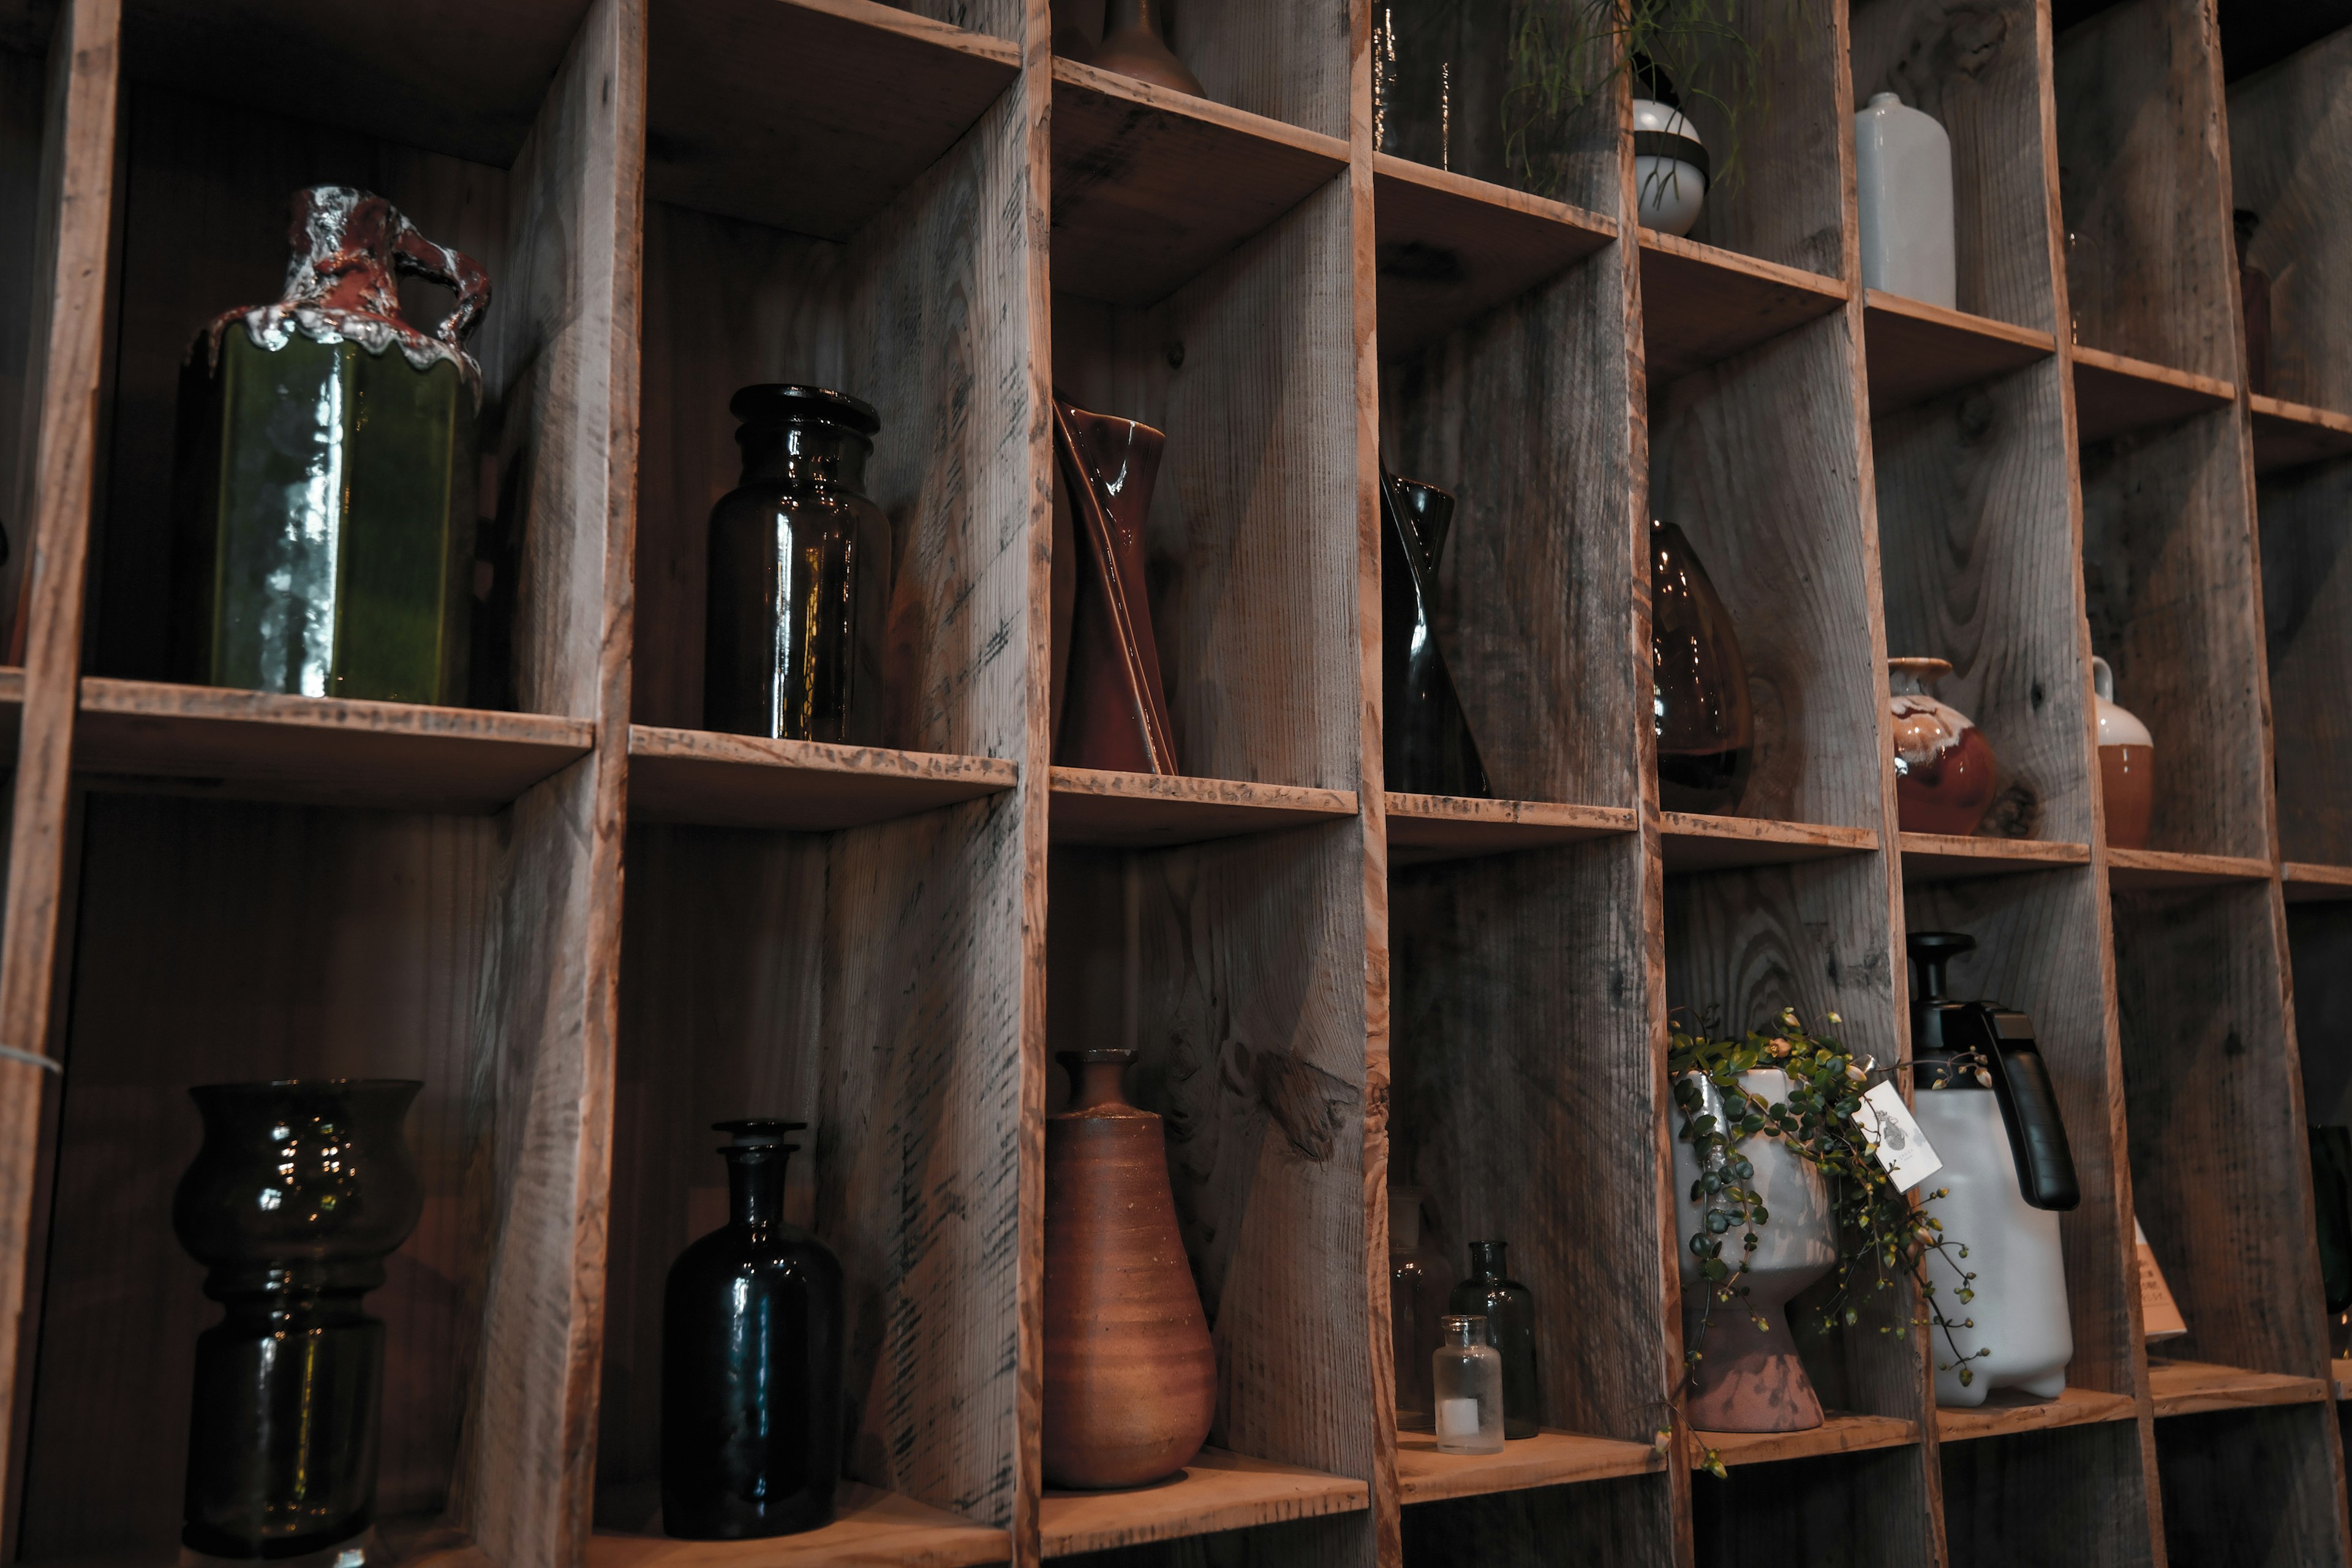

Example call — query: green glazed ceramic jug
[170,187,489,704]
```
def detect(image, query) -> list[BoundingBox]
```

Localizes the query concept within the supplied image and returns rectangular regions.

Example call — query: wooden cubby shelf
[1046,767,1356,847]
[1898,833,2092,884]
[1036,1449,1368,1558]
[586,1483,1011,1568]
[1658,813,1877,873]
[2071,345,2236,443]
[1392,1428,1665,1506]
[1384,794,1632,866]
[1932,1386,2138,1446]
[71,677,594,811]
[2146,1360,2332,1419]
[1635,230,1847,383]
[625,726,1016,831]
[1862,292,2055,417]
[3,0,2348,1564]
[2250,393,2352,475]
[1695,1414,1919,1470]
[1048,56,1348,307]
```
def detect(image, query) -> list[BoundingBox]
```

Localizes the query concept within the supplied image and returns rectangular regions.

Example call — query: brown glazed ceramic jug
[1889,657,1999,836]
[1042,1048,1216,1490]
[2092,656,2155,850]
[1050,397,1180,775]
[1088,0,1205,96]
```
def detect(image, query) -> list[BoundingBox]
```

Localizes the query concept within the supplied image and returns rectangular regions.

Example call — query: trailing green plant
[1671,1008,1985,1479]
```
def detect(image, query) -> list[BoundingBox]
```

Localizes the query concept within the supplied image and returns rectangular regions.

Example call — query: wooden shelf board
[1050,767,1357,848]
[587,1483,1009,1568]
[1934,1385,2138,1444]
[2105,847,2274,891]
[1038,1447,1368,1557]
[2250,394,2352,475]
[1394,1426,1665,1505]
[1660,813,1878,873]
[628,726,1017,831]
[1863,292,2055,416]
[1636,230,1847,384]
[1899,833,2090,883]
[1370,154,1615,359]
[2147,1359,2329,1417]
[646,0,1019,241]
[1049,57,1348,307]
[1385,794,1634,865]
[2283,862,2352,903]
[2071,346,2235,444]
[72,677,594,812]
[1693,1412,1917,1468]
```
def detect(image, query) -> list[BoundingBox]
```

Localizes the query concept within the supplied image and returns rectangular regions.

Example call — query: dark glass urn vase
[662,1120,845,1539]
[705,385,891,744]
[172,1079,425,1559]
[1446,1240,1540,1439]
[170,187,488,704]
[1651,519,1753,813]
[1382,468,1490,798]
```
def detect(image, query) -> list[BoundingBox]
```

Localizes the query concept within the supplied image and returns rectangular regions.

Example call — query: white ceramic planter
[1633,97,1707,237]
[1672,1068,1837,1430]
[1915,1088,2073,1406]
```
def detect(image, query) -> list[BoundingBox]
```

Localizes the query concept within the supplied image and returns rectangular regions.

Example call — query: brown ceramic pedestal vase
[1050,396,1179,775]
[1672,1069,1836,1431]
[1042,1049,1216,1489]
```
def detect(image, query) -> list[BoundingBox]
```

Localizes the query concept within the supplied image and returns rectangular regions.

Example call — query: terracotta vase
[1042,1048,1216,1489]
[1889,657,1998,836]
[1088,0,1204,97]
[1651,520,1752,814]
[1672,1069,1836,1431]
[2092,656,2154,850]
[1051,397,1180,775]
[1383,468,1490,798]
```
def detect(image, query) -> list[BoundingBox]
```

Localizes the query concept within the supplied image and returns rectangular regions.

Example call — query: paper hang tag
[1852,1080,1944,1193]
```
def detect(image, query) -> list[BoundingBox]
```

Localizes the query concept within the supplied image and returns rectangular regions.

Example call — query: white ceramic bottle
[1632,94,1708,236]
[1855,91,1956,307]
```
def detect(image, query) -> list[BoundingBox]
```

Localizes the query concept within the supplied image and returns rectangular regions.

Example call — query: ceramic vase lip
[1888,655,1955,696]
[2090,656,2154,748]
[1055,1047,1141,1114]
[711,1118,806,1148]
[729,382,880,437]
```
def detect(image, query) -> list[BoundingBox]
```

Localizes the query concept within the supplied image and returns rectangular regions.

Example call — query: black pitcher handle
[1985,1009,2081,1211]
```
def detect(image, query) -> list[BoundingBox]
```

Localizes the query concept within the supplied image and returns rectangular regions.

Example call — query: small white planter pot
[1634,97,1708,237]
[1915,1087,2073,1406]
[1673,1068,1838,1431]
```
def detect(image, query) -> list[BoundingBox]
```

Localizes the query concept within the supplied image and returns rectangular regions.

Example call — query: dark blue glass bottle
[662,1120,845,1539]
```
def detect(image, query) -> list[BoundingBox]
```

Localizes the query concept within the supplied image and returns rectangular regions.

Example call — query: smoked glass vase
[1383,469,1490,798]
[1051,398,1178,774]
[1446,1240,1539,1439]
[1042,1049,1216,1488]
[662,1120,845,1539]
[1651,519,1752,813]
[172,1079,424,1559]
[705,385,891,744]
[170,187,486,704]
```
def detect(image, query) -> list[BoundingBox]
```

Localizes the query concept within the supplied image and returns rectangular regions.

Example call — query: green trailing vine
[1671,1009,1986,1479]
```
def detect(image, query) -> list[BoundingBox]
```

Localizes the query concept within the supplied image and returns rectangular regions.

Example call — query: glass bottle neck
[723,1145,793,1227]
[737,420,872,490]
[1467,1242,1507,1280]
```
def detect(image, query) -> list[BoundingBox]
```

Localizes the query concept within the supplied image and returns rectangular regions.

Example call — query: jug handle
[1985,1010,2082,1212]
[393,219,491,348]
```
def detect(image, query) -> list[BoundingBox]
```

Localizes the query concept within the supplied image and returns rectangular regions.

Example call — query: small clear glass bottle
[1431,1314,1504,1455]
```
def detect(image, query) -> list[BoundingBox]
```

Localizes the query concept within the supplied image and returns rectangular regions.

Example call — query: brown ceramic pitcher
[1041,1048,1216,1490]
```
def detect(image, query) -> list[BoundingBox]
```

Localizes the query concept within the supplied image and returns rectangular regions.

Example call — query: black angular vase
[662,1120,846,1539]
[1382,467,1490,798]
[172,1079,425,1559]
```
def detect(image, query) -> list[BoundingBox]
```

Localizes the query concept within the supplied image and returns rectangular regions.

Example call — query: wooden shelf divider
[2146,1360,2332,1418]
[1037,1449,1369,1558]
[586,1484,1011,1568]
[2071,345,2236,443]
[1392,1427,1665,1506]
[1659,813,1877,873]
[1862,291,2055,416]
[627,725,1016,831]
[1932,1386,2139,1445]
[1899,833,2092,883]
[1692,1414,1919,1470]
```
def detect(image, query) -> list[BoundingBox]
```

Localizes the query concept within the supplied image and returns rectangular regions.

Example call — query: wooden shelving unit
[0,0,2346,1566]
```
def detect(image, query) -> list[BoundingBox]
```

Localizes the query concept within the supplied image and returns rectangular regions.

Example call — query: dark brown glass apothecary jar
[705,385,891,744]
[1651,519,1753,813]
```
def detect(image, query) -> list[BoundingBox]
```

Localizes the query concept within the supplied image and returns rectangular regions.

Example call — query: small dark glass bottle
[662,1120,845,1539]
[704,385,890,743]
[1447,1240,1540,1440]
[2235,209,2271,398]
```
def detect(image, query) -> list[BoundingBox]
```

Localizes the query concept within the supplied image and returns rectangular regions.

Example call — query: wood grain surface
[2226,24,2352,415]
[2259,454,2352,865]
[590,1481,1009,1568]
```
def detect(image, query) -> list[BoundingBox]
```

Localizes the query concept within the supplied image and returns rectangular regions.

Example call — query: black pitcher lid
[729,383,881,435]
[712,1118,808,1149]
